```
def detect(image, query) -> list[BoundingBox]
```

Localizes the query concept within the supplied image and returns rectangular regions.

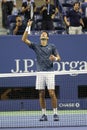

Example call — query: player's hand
[27,20,33,27]
[49,55,57,61]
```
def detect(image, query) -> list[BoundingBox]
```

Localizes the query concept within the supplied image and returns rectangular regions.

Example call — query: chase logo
[59,102,80,108]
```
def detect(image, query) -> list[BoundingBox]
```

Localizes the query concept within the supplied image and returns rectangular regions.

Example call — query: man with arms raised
[22,20,61,121]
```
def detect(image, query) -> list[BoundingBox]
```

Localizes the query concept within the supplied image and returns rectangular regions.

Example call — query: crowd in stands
[1,0,87,35]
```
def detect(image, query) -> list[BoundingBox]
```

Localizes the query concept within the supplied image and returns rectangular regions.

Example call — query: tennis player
[22,20,61,121]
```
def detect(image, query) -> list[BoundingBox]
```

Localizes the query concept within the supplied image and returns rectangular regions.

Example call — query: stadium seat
[53,18,65,33]
[7,15,16,28]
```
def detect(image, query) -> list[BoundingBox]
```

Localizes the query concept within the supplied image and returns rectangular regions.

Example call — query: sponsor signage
[0,35,87,110]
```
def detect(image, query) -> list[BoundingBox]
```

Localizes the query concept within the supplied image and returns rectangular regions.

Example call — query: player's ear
[45,35,49,39]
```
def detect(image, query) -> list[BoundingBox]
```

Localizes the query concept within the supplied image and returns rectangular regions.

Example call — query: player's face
[40,32,49,46]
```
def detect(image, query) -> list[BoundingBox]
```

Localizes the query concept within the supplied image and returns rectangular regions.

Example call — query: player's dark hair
[41,31,49,38]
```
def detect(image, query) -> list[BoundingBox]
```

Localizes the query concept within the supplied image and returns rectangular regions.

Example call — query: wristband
[25,26,29,32]
[28,26,31,34]
[25,26,31,34]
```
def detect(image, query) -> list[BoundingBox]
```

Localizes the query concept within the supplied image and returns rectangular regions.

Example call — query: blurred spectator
[12,4,18,16]
[80,0,87,31]
[1,0,16,28]
[54,0,65,14]
[1,88,12,99]
[6,0,16,15]
[64,1,84,34]
[21,0,36,27]
[40,0,59,30]
[1,88,23,100]
[1,0,7,28]
[9,15,26,35]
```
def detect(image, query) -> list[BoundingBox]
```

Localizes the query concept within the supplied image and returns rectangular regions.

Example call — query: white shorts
[36,72,55,90]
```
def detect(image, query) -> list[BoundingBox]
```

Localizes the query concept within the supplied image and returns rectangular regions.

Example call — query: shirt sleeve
[52,44,59,56]
[28,42,36,50]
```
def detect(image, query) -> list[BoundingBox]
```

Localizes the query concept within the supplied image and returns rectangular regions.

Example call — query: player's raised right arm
[22,20,33,45]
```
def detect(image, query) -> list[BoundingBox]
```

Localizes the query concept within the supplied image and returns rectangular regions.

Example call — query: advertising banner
[0,34,87,110]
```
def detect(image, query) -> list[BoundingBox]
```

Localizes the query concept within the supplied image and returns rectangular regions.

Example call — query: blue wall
[0,34,87,111]
[0,34,87,73]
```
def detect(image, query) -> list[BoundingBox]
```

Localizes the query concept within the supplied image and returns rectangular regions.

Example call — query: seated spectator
[40,0,59,30]
[64,1,84,34]
[1,88,23,100]
[80,0,87,31]
[10,15,26,35]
